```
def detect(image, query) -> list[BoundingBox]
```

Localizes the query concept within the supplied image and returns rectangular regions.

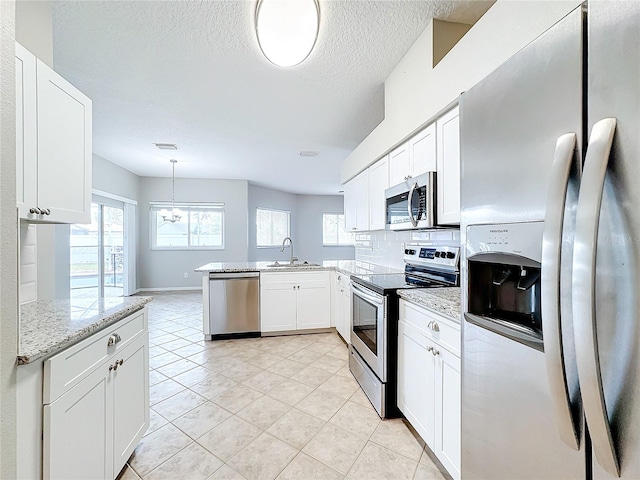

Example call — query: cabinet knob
[29,207,41,215]
[107,333,121,347]
[43,208,51,215]
[430,322,440,332]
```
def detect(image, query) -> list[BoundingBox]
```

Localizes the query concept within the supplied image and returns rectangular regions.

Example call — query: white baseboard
[137,286,203,292]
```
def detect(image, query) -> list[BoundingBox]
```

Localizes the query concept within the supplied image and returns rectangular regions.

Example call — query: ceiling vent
[154,143,178,150]
[300,151,319,157]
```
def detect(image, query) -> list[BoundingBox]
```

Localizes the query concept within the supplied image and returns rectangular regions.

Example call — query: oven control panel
[404,244,459,270]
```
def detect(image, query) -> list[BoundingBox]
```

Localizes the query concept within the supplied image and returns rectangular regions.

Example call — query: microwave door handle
[573,118,619,477]
[407,182,418,227]
[541,132,579,450]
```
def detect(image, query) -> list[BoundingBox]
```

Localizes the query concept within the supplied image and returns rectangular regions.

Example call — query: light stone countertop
[18,296,153,365]
[398,287,461,322]
[194,260,402,277]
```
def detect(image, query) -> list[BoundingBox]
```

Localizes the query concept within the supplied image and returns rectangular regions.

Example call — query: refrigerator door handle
[573,117,619,477]
[541,132,579,450]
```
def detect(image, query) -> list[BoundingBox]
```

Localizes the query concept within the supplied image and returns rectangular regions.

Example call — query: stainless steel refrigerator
[459,1,640,478]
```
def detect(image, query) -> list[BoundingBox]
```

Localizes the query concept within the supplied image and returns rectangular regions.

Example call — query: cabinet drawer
[44,308,147,404]
[261,271,330,285]
[401,300,460,355]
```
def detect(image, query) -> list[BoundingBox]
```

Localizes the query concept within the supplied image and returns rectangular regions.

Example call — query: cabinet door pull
[43,208,51,215]
[107,333,121,347]
[29,207,41,215]
[432,349,440,356]
[119,359,124,366]
[109,364,114,371]
[427,346,434,352]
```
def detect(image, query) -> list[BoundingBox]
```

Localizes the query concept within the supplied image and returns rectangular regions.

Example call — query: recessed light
[154,143,178,150]
[300,151,319,157]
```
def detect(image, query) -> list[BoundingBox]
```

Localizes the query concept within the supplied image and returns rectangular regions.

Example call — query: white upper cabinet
[436,106,461,225]
[410,123,437,177]
[343,158,387,233]
[389,123,437,188]
[16,42,92,224]
[368,156,389,231]
[388,142,410,187]
[343,177,357,232]
[15,43,37,218]
[355,169,370,231]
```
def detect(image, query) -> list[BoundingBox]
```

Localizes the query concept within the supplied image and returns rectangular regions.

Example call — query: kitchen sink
[267,261,321,268]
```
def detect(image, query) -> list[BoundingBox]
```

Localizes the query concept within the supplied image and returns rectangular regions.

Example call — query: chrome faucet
[281,237,298,265]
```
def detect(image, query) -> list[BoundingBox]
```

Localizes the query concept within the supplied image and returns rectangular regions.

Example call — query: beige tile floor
[121,291,449,480]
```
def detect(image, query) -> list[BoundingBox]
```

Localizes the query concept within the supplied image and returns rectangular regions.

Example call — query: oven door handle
[407,182,419,227]
[351,283,384,307]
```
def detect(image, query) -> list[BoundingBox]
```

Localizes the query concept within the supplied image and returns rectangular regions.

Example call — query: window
[323,213,353,246]
[150,203,224,249]
[257,208,290,247]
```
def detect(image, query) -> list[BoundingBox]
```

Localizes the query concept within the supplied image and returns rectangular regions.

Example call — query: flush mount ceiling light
[160,159,182,223]
[255,0,320,68]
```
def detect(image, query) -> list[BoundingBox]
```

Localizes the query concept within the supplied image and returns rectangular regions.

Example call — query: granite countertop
[398,287,461,321]
[194,260,402,277]
[18,296,153,365]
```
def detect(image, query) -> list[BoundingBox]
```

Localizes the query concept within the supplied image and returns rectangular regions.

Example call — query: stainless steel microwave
[385,172,435,230]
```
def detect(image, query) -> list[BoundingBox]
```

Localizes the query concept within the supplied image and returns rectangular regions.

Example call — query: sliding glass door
[70,200,125,299]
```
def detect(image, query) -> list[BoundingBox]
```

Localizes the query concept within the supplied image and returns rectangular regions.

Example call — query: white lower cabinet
[435,345,461,476]
[44,364,112,480]
[261,271,331,333]
[333,272,351,343]
[43,309,149,480]
[397,320,436,446]
[398,300,461,480]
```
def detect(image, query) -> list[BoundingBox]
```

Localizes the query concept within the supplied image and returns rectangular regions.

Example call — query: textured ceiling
[52,0,492,195]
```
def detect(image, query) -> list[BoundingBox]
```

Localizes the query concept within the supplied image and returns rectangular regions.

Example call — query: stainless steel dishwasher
[205,272,260,340]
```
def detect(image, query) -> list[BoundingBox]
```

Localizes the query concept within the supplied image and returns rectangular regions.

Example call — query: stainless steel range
[349,244,460,418]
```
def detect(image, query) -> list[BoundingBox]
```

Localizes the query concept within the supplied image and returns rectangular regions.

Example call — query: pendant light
[255,0,320,67]
[160,159,182,223]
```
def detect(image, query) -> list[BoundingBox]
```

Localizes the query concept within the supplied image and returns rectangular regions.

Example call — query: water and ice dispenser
[465,222,545,351]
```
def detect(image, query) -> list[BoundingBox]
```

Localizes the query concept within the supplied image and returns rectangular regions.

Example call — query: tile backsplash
[355,229,461,270]
[19,222,38,304]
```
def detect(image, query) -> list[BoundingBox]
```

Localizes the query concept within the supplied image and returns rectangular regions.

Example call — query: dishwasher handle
[209,272,260,280]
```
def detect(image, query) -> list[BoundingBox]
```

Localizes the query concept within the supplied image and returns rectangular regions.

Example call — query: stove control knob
[446,252,456,259]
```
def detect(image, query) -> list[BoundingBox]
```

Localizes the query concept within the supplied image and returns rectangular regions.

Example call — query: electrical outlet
[183,272,188,278]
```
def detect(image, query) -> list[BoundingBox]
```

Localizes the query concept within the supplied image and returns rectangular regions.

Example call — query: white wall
[15,0,52,67]
[138,177,249,290]
[247,185,355,264]
[342,0,583,182]
[296,195,354,263]
[1,0,18,476]
[93,154,139,201]
[247,184,298,262]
